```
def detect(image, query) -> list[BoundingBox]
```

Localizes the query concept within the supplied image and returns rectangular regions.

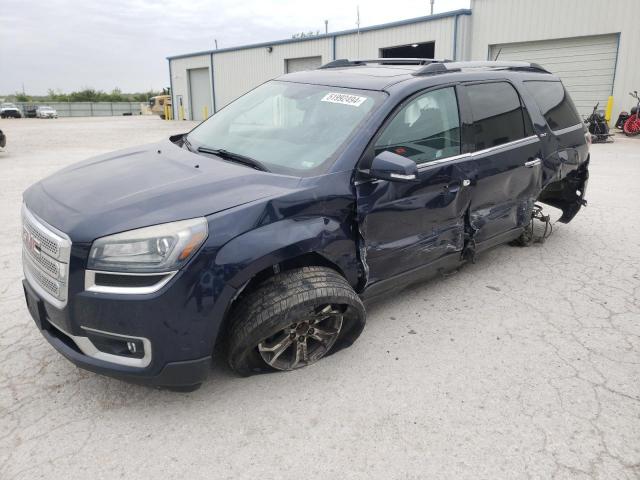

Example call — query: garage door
[490,34,619,117]
[285,56,322,73]
[188,67,212,121]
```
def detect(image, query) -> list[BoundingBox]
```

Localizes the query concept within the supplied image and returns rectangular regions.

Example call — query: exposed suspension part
[511,204,553,247]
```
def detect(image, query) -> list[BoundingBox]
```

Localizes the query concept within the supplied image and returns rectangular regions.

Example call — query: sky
[0,0,470,95]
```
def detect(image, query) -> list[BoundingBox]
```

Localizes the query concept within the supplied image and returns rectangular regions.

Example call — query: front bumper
[24,278,211,389]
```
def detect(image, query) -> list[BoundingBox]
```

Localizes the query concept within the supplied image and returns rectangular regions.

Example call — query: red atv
[623,91,640,136]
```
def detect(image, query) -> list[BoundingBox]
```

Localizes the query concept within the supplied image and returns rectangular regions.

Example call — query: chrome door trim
[356,135,542,181]
[417,135,540,171]
[524,158,542,168]
[417,152,472,170]
[470,135,540,157]
[551,123,584,135]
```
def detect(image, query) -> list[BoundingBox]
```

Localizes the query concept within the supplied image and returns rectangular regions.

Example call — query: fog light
[85,331,145,359]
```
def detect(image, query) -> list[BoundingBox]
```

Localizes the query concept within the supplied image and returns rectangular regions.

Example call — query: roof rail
[413,60,550,76]
[319,58,450,69]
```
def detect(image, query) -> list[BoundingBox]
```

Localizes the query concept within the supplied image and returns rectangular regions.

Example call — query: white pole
[356,5,360,58]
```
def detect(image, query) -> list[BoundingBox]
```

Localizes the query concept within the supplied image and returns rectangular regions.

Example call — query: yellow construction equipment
[149,95,172,119]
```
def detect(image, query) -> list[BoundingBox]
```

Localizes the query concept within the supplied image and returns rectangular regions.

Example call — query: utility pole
[430,0,435,15]
[324,19,328,34]
[214,39,218,50]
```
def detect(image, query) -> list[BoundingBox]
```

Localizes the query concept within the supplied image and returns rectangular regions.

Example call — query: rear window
[465,82,531,150]
[524,80,581,131]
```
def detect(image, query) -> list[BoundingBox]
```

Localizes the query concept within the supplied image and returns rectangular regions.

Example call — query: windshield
[186,81,384,175]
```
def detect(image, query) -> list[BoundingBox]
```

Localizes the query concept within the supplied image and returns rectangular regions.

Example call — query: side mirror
[368,151,419,182]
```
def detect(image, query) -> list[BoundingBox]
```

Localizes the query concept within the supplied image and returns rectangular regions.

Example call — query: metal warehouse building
[167,0,639,121]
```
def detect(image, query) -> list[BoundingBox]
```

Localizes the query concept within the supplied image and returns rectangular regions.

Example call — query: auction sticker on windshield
[321,92,367,107]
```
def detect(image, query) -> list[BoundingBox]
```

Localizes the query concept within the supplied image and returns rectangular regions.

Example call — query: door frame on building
[187,67,213,121]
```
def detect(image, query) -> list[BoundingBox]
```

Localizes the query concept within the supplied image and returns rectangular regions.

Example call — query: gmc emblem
[23,229,41,255]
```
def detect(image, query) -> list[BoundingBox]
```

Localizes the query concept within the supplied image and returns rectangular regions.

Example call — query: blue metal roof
[167,9,472,60]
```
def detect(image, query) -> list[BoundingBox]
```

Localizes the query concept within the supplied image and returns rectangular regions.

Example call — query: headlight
[88,217,208,273]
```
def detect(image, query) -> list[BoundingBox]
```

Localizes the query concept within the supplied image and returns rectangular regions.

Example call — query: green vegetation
[4,87,169,103]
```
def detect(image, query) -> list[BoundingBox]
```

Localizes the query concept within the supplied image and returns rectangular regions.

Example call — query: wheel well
[240,252,347,299]
[214,253,348,352]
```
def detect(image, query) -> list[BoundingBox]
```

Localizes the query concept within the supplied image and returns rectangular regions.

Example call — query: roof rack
[413,60,549,76]
[319,58,450,69]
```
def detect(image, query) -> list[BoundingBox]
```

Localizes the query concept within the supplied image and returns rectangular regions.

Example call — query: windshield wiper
[182,136,194,152]
[196,146,270,172]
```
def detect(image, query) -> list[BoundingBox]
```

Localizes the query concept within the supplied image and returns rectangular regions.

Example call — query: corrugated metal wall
[455,14,472,61]
[170,0,639,120]
[489,35,619,117]
[169,13,467,115]
[334,16,456,60]
[212,37,333,109]
[469,0,640,118]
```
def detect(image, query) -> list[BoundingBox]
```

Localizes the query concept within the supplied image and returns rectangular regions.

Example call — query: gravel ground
[0,116,639,480]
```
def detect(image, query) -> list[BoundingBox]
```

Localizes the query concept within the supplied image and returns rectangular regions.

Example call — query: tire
[227,266,365,376]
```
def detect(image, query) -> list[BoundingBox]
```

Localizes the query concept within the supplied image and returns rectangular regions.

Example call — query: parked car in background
[21,59,590,390]
[36,106,58,119]
[23,104,38,118]
[1,103,22,118]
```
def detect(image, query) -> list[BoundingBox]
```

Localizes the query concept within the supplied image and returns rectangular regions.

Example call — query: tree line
[10,88,168,103]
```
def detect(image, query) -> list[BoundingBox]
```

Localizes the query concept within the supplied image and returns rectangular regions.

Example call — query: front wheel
[227,266,366,376]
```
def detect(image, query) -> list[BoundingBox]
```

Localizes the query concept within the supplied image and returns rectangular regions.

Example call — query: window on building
[375,87,461,165]
[524,80,581,131]
[465,82,530,150]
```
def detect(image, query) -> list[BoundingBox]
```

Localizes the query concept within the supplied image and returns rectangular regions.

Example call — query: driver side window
[375,87,461,165]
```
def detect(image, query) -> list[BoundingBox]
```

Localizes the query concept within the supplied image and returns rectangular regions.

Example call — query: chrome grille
[26,248,64,279]
[22,205,71,309]
[23,253,62,298]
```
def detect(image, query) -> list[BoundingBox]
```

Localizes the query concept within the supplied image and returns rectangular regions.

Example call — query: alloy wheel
[257,304,343,371]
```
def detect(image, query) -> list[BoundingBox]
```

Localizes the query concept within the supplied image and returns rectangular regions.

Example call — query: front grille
[22,206,71,308]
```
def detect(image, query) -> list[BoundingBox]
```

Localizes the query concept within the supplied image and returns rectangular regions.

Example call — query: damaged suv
[22,59,589,390]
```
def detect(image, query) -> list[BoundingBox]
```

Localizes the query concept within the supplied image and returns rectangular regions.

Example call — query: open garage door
[381,41,435,59]
[490,34,619,117]
[285,56,322,73]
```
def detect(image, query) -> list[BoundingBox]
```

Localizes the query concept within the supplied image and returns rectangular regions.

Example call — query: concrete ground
[0,116,638,480]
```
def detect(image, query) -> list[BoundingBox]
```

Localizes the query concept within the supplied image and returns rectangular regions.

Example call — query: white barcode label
[321,92,367,107]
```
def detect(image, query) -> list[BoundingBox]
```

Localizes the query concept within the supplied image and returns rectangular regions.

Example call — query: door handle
[524,158,542,168]
[444,179,471,191]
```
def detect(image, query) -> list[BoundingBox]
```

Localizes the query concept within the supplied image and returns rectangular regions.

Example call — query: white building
[167,0,639,121]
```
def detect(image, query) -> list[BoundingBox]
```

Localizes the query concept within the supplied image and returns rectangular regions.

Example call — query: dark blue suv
[22,59,590,390]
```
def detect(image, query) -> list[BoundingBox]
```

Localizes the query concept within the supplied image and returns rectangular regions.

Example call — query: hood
[23,139,301,242]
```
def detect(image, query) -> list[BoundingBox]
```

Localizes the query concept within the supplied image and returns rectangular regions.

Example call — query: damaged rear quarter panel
[536,126,590,223]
